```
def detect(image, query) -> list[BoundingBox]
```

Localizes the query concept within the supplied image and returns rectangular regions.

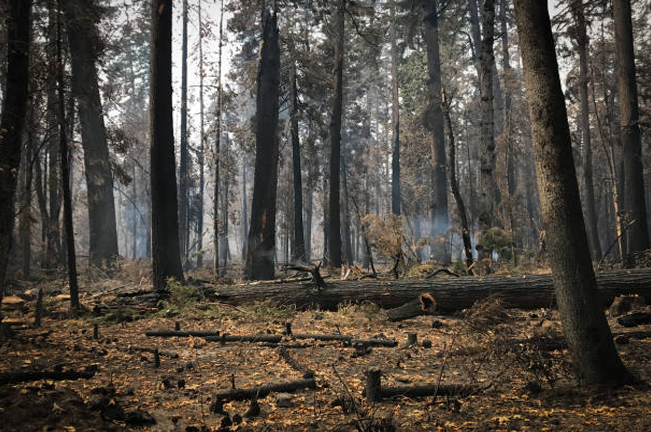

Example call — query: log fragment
[208,269,651,311]
[387,293,437,321]
[292,333,397,347]
[212,378,317,401]
[145,330,221,337]
[204,334,282,343]
[278,346,314,378]
[363,369,472,402]
[617,312,651,327]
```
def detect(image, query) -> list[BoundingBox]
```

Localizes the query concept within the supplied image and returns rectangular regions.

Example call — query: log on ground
[206,269,651,311]
[212,378,317,401]
[145,330,221,337]
[204,334,282,343]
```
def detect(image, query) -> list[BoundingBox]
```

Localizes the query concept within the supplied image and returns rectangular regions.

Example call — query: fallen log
[145,330,221,337]
[0,367,97,385]
[204,334,282,343]
[206,269,651,312]
[365,368,472,402]
[212,378,317,401]
[386,293,437,321]
[292,333,397,347]
[278,346,315,378]
[617,312,651,327]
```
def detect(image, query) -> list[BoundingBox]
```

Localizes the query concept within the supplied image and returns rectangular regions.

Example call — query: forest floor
[1,264,651,432]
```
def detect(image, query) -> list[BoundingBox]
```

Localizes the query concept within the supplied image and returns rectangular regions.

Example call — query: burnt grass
[1,282,651,432]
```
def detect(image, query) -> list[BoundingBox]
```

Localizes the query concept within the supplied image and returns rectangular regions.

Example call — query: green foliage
[155,279,204,318]
[476,227,514,260]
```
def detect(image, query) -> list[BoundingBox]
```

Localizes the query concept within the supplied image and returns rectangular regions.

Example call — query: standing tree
[56,2,79,310]
[478,0,498,242]
[62,0,119,268]
[571,0,601,260]
[513,0,634,385]
[213,0,224,277]
[328,0,345,269]
[390,0,400,216]
[613,0,650,265]
[196,0,206,267]
[290,61,306,262]
[150,0,184,291]
[179,0,190,259]
[245,7,281,280]
[421,0,448,259]
[0,0,31,323]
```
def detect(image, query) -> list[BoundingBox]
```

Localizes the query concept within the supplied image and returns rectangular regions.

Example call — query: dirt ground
[1,275,651,432]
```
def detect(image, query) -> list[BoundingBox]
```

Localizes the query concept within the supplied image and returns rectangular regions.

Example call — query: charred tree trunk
[213,0,224,276]
[513,0,634,386]
[390,0,400,216]
[613,0,650,265]
[0,0,31,317]
[245,9,281,280]
[149,0,184,291]
[241,160,248,261]
[56,5,79,311]
[421,0,449,260]
[179,0,190,259]
[572,0,602,260]
[45,1,61,270]
[63,0,119,268]
[478,0,497,239]
[290,62,306,262]
[341,156,353,265]
[442,92,473,273]
[20,100,36,280]
[197,0,206,267]
[220,132,230,274]
[328,0,345,269]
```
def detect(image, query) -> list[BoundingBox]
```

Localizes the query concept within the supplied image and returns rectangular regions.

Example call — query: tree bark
[197,0,206,267]
[572,0,602,260]
[245,9,281,280]
[45,1,61,270]
[213,0,224,276]
[612,0,650,265]
[63,0,119,268]
[328,0,345,269]
[179,0,190,259]
[390,0,400,216]
[290,62,306,262]
[57,1,80,311]
[442,92,473,272]
[0,0,31,319]
[478,0,498,237]
[209,269,651,312]
[421,0,449,259]
[513,0,634,386]
[149,0,184,291]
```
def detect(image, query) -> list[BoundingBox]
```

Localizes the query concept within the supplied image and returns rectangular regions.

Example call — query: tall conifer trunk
[150,0,184,291]
[245,9,281,280]
[513,0,634,386]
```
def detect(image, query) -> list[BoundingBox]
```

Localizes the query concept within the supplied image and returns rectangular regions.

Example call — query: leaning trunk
[513,0,633,386]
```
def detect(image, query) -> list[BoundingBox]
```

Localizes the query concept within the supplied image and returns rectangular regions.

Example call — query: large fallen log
[206,269,651,312]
